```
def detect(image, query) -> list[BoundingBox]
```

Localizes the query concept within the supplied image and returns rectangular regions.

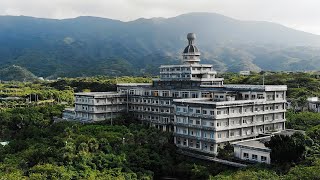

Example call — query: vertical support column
[214,144,218,155]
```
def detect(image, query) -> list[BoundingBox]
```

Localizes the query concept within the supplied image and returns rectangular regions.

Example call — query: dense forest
[0,73,319,179]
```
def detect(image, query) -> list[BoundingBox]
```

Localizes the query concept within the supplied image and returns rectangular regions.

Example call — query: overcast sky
[1,0,320,35]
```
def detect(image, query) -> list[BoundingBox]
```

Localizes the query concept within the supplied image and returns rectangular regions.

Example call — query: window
[203,143,208,150]
[162,91,169,97]
[189,119,193,124]
[243,153,249,159]
[191,93,198,98]
[218,134,222,138]
[182,92,189,98]
[230,132,234,137]
[217,111,221,115]
[173,92,179,97]
[196,141,200,148]
[196,120,200,125]
[189,140,193,147]
[202,110,207,114]
[210,144,214,151]
[210,111,214,115]
[196,109,201,114]
[252,154,258,160]
[183,108,187,113]
[210,133,214,139]
[261,156,267,162]
[183,118,187,123]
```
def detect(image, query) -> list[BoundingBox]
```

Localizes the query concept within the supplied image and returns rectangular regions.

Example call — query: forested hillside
[0,74,319,179]
[1,13,320,79]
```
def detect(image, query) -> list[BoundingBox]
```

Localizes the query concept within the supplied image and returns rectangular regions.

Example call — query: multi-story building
[73,92,127,121]
[66,33,287,155]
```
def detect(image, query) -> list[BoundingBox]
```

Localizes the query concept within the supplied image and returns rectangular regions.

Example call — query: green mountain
[0,65,37,81]
[1,12,320,78]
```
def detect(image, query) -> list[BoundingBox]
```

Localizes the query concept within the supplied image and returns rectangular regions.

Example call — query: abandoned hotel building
[64,33,287,162]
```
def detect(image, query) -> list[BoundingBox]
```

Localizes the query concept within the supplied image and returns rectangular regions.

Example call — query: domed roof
[183,45,199,54]
[183,33,200,55]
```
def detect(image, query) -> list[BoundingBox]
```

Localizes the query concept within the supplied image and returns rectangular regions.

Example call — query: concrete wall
[234,146,271,164]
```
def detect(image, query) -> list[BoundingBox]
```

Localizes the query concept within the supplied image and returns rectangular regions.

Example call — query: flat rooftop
[233,137,271,151]
[232,129,304,151]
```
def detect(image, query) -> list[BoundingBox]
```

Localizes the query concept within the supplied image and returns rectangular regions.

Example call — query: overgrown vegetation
[0,73,319,179]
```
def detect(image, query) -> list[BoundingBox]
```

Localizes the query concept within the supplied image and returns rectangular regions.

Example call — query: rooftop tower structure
[157,33,224,88]
[183,33,201,64]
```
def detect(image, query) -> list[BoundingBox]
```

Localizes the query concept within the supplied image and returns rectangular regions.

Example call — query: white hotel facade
[66,33,287,155]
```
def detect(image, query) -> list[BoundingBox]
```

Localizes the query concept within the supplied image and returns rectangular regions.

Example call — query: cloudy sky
[1,0,320,35]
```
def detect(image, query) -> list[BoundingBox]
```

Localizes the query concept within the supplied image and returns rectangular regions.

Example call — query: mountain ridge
[0,12,320,79]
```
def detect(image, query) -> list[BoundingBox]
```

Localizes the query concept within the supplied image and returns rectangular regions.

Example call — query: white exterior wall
[234,146,271,164]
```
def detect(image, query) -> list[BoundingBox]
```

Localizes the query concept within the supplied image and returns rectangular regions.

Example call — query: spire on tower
[183,33,201,64]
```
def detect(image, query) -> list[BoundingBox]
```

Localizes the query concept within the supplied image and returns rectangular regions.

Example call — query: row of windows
[128,89,213,98]
[243,153,267,162]
[177,104,284,116]
[160,67,212,72]
[177,114,283,128]
[131,98,171,105]
[134,114,171,123]
[176,128,215,139]
[161,74,190,78]
[176,138,215,151]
